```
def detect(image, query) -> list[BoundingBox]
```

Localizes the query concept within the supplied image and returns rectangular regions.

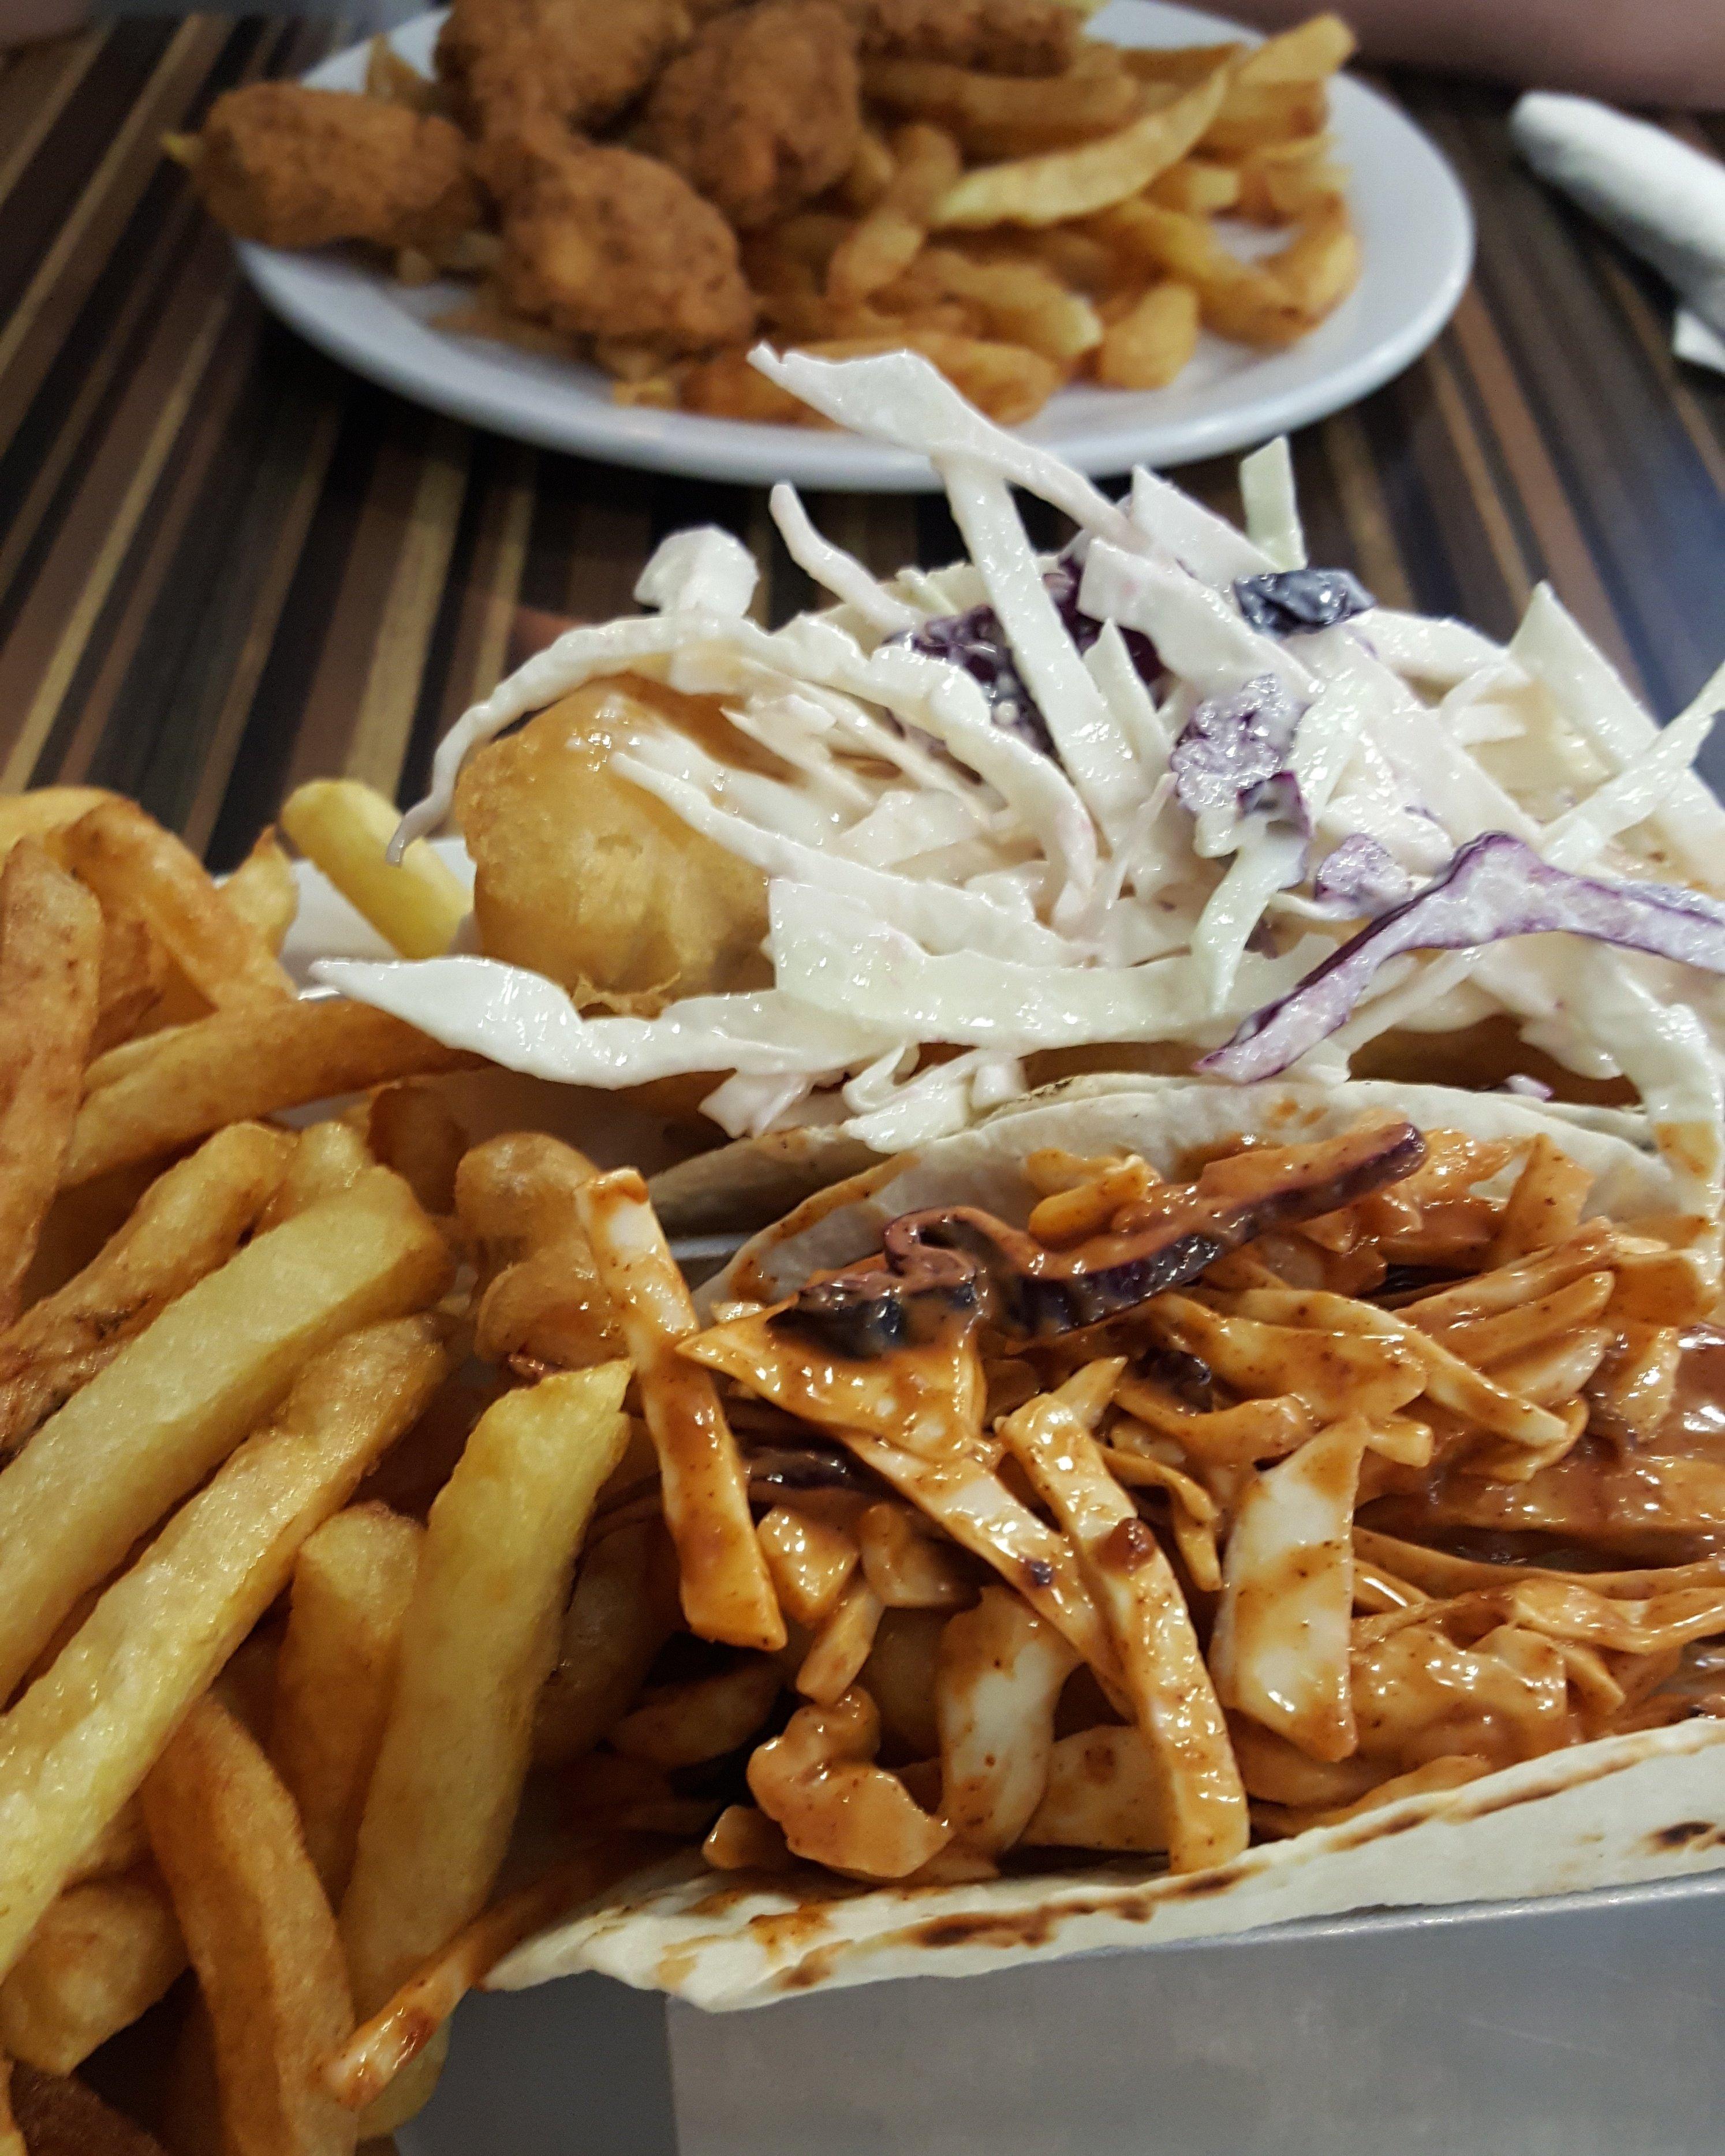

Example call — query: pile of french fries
[628,12,1362,424]
[0,784,699,2148]
[365,12,1362,426]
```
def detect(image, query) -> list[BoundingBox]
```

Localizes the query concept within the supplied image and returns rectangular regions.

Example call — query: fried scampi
[437,0,693,147]
[850,0,1083,74]
[178,84,481,252]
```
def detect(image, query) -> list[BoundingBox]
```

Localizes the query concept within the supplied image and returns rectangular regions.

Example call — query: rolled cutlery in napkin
[1511,91,1725,373]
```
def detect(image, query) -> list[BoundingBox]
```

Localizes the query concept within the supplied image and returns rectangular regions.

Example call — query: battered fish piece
[436,0,690,152]
[455,681,771,1007]
[498,138,756,350]
[644,0,863,231]
[188,84,480,251]
[854,0,1081,75]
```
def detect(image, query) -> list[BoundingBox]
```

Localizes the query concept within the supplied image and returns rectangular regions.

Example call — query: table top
[3,16,1724,870]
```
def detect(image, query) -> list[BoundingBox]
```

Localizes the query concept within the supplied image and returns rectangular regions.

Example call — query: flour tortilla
[502,1075,1724,2012]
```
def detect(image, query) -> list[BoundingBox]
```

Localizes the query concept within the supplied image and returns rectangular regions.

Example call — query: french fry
[91,907,166,1056]
[0,1123,294,1455]
[1000,1373,1248,1873]
[257,1120,374,1232]
[0,791,118,867]
[9,2058,167,2156]
[838,126,895,211]
[65,1803,148,1890]
[612,1657,782,1767]
[221,828,299,956]
[577,1171,784,1652]
[533,1520,680,1764]
[1094,279,1200,387]
[1147,156,1241,214]
[270,1505,424,1905]
[679,350,838,425]
[898,249,1103,361]
[0,2057,20,2156]
[796,1576,884,1705]
[66,1000,476,1187]
[0,1317,447,1981]
[143,1696,356,2156]
[57,799,294,1012]
[1119,40,1243,85]
[338,1364,632,2125]
[933,63,1231,228]
[862,49,1140,158]
[280,782,468,964]
[0,844,102,1325]
[1233,11,1355,84]
[363,32,442,113]
[827,124,962,308]
[0,1871,185,2073]
[457,1134,623,1372]
[1265,196,1361,320]
[161,1999,224,2156]
[366,1085,465,1219]
[0,1169,449,1704]
[1200,78,1328,157]
[324,1841,652,2117]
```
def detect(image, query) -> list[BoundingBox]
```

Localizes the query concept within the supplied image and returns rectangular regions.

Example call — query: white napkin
[1510,91,1725,376]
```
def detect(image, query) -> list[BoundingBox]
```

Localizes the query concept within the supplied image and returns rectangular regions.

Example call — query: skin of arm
[1227,0,1725,109]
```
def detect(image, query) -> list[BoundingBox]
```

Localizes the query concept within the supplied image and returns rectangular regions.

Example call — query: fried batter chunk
[644,0,864,231]
[455,681,771,1006]
[497,137,756,350]
[437,0,691,153]
[853,0,1081,75]
[189,84,480,251]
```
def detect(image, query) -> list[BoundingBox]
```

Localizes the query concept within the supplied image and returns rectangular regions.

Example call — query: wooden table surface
[4,16,1725,870]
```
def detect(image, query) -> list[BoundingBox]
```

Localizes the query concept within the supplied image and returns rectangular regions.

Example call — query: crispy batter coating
[644,0,864,231]
[497,137,756,350]
[456,681,771,1007]
[437,0,691,156]
[191,83,479,251]
[853,0,1081,74]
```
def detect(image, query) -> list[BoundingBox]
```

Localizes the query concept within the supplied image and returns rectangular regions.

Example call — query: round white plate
[237,0,1473,487]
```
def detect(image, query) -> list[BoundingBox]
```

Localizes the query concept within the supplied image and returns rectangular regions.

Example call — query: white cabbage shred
[328,347,1725,1195]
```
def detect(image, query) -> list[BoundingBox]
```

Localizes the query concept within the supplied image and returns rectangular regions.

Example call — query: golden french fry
[1119,40,1244,85]
[934,63,1231,227]
[221,827,299,955]
[533,1519,679,1765]
[864,48,1140,158]
[1201,77,1328,157]
[0,844,102,1325]
[828,124,962,307]
[1234,11,1355,84]
[1094,279,1200,387]
[144,1695,356,2156]
[366,1084,465,1219]
[0,1871,185,2073]
[270,1504,424,1905]
[66,999,476,1186]
[0,1316,447,1981]
[0,1123,294,1456]
[91,906,166,1056]
[325,1841,651,2117]
[363,32,442,111]
[902,249,1103,361]
[1091,198,1309,346]
[1265,196,1361,319]
[257,1120,374,1232]
[339,1364,632,2124]
[57,799,293,1012]
[0,790,117,866]
[838,126,895,211]
[613,1657,783,1766]
[281,781,468,963]
[680,350,837,425]
[65,1803,149,1891]
[578,1171,784,1652]
[0,1168,449,1704]
[1147,156,1241,214]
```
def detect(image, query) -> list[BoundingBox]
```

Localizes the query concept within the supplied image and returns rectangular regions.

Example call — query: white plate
[236,1,1473,490]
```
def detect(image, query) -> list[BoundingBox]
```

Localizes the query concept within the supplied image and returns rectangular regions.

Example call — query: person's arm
[1227,0,1725,109]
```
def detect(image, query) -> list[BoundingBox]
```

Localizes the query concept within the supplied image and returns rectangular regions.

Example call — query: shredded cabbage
[347,347,1725,1203]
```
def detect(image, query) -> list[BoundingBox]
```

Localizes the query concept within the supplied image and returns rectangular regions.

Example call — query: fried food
[281,779,468,963]
[437,0,690,151]
[188,84,480,251]
[497,138,756,352]
[0,1872,185,2075]
[454,681,770,1006]
[852,0,1082,75]
[644,0,864,231]
[8,2062,167,2156]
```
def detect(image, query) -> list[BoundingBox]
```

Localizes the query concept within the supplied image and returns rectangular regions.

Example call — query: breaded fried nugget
[854,0,1081,75]
[498,138,756,350]
[644,0,863,231]
[456,682,770,1006]
[437,0,690,148]
[189,83,479,251]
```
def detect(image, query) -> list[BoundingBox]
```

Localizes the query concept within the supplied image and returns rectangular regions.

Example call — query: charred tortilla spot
[1651,1819,1720,1851]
